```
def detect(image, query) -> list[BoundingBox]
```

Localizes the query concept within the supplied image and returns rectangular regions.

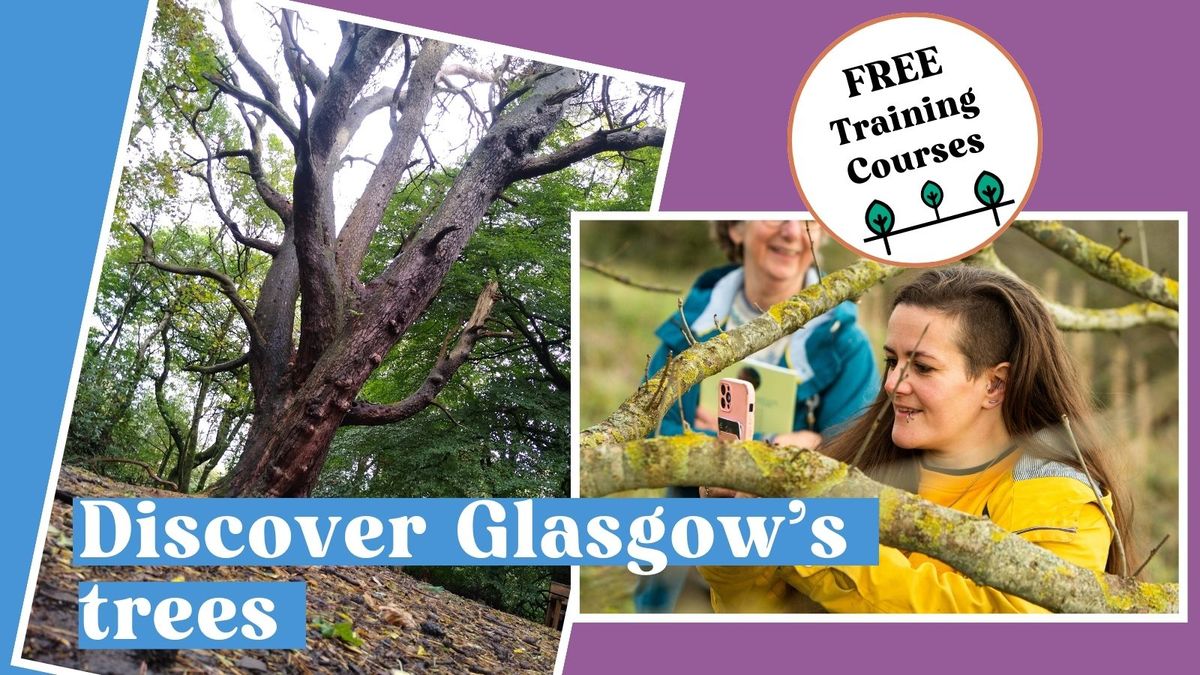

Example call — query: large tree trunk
[152,8,667,497]
[221,67,586,496]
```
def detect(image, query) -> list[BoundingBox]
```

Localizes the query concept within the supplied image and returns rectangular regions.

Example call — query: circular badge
[789,14,1041,265]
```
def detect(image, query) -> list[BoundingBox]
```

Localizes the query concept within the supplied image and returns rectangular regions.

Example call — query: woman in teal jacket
[635,220,878,612]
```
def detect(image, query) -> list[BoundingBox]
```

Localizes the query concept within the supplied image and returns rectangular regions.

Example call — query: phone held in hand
[716,378,755,441]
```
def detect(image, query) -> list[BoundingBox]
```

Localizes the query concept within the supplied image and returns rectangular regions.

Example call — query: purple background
[1,1,1191,674]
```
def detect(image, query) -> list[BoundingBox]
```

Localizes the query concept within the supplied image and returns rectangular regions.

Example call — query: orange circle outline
[786,12,1044,268]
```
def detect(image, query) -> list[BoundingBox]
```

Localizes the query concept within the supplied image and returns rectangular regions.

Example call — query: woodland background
[56,0,668,627]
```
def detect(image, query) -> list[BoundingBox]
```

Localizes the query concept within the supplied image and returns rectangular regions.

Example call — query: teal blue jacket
[634,265,881,613]
[649,265,879,439]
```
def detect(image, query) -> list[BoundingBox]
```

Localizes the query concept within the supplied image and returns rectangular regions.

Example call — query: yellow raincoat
[700,452,1114,613]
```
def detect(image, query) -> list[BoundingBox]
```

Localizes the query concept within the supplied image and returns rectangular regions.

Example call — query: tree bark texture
[965,246,1178,331]
[581,435,1178,614]
[186,13,669,496]
[1013,221,1178,310]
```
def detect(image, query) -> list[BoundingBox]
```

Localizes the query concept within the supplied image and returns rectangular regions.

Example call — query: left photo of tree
[19,0,679,672]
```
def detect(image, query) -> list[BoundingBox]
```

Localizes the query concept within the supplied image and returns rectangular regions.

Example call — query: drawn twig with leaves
[863,171,1015,256]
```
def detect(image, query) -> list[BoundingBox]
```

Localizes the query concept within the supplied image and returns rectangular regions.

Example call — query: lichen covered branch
[965,246,1178,330]
[580,435,1178,614]
[1013,221,1178,310]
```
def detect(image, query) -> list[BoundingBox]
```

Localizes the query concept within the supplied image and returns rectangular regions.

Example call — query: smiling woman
[633,220,879,612]
[884,304,1012,469]
[701,266,1135,613]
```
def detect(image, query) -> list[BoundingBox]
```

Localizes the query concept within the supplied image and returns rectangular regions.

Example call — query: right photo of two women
[577,215,1180,615]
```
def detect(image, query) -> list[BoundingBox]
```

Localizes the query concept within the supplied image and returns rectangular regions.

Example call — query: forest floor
[19,467,561,675]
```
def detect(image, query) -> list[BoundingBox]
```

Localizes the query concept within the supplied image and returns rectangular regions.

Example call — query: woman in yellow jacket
[701,266,1135,613]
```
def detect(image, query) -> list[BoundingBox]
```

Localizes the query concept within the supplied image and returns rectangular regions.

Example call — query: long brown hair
[822,266,1136,575]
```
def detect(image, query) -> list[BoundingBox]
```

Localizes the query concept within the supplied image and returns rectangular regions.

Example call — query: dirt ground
[19,467,561,675]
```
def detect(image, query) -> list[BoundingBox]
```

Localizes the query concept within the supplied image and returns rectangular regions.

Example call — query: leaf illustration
[865,200,895,235]
[921,180,943,209]
[974,171,1005,206]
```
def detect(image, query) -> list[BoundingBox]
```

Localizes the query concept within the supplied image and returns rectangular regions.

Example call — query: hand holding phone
[716,377,755,441]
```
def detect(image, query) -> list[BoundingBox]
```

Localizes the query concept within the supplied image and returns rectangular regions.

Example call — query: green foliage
[313,618,365,647]
[404,566,561,624]
[317,129,661,620]
[70,0,670,618]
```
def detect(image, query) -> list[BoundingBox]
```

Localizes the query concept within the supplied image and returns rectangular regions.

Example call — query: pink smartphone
[716,378,755,441]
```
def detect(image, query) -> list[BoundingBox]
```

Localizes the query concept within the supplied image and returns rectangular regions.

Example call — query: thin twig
[1102,228,1133,265]
[851,323,929,468]
[581,259,680,294]
[678,299,697,347]
[1132,533,1170,578]
[431,401,465,429]
[1061,414,1128,576]
[805,221,822,281]
[1137,221,1149,268]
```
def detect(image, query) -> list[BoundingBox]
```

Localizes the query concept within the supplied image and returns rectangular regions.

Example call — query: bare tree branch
[581,436,1177,613]
[582,259,681,294]
[203,72,300,144]
[217,0,284,113]
[233,104,295,227]
[343,281,500,425]
[192,149,281,255]
[279,9,327,95]
[1014,221,1178,310]
[130,223,265,350]
[336,40,451,290]
[509,126,666,184]
[75,457,178,491]
[307,26,399,161]
[183,352,251,374]
[965,247,1178,331]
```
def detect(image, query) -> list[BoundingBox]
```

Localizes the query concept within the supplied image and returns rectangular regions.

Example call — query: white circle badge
[789,14,1041,265]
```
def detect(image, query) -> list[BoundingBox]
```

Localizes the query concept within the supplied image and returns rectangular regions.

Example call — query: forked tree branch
[279,9,327,96]
[130,223,265,350]
[193,149,281,255]
[218,0,285,114]
[581,435,1178,614]
[965,246,1178,331]
[203,73,300,144]
[336,40,451,290]
[508,126,666,183]
[232,104,295,227]
[343,281,500,426]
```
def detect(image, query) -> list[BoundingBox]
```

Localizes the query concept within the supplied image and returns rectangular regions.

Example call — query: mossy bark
[966,246,1178,331]
[580,435,1178,614]
[1013,221,1178,310]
